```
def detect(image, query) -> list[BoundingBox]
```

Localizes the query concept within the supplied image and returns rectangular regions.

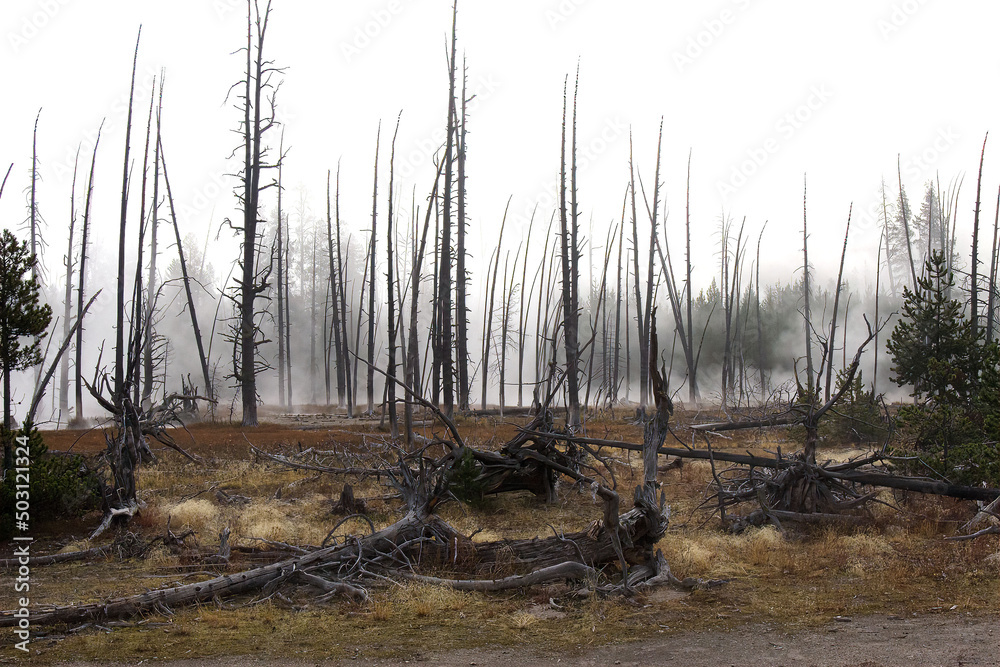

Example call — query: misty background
[2,0,999,423]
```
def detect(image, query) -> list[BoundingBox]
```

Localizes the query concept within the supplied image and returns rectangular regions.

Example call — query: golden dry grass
[20,414,1000,664]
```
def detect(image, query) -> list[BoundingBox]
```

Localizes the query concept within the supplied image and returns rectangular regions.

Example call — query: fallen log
[0,544,113,570]
[403,561,595,591]
[526,431,1000,502]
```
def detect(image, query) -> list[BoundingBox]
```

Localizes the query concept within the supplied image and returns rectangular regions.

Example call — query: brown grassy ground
[4,408,998,664]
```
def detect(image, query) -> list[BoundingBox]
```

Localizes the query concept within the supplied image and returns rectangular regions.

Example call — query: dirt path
[49,614,997,667]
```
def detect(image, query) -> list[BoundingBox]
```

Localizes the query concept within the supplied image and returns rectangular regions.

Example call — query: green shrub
[445,447,486,505]
[0,422,100,539]
[822,370,887,445]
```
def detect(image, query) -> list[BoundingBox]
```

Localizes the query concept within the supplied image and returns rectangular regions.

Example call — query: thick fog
[3,0,999,424]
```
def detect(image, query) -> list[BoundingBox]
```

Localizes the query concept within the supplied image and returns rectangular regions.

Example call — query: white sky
[2,1,1000,416]
[3,0,999,292]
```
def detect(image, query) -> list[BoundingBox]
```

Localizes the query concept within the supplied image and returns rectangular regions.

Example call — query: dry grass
[18,415,999,663]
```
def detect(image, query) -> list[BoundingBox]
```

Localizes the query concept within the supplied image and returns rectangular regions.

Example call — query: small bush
[822,371,887,445]
[445,447,486,505]
[1,422,100,539]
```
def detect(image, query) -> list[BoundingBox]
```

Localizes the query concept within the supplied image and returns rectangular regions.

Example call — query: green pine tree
[886,250,1000,486]
[1,228,53,470]
[886,250,980,402]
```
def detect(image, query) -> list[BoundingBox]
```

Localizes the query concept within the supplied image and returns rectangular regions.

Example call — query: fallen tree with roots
[1,330,702,629]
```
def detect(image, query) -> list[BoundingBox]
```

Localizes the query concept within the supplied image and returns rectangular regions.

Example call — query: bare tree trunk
[129,78,155,409]
[310,225,318,404]
[897,156,918,292]
[404,159,444,446]
[802,175,815,399]
[29,109,42,286]
[874,230,884,389]
[325,169,344,408]
[142,76,164,405]
[276,131,286,408]
[366,123,381,415]
[284,213,292,408]
[237,1,280,427]
[456,51,470,412]
[825,205,852,402]
[517,212,536,408]
[880,178,897,296]
[335,167,353,417]
[481,201,509,409]
[684,149,697,403]
[500,249,515,418]
[534,214,554,396]
[986,185,1000,343]
[612,193,625,405]
[559,71,582,429]
[115,29,141,407]
[755,226,766,402]
[971,133,988,339]
[438,1,459,418]
[76,124,102,423]
[160,139,212,401]
[59,146,80,423]
[628,135,646,412]
[386,114,401,438]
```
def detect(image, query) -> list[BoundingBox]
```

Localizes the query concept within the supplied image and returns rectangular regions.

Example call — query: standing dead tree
[971,133,988,338]
[75,123,102,423]
[435,0,459,418]
[228,0,283,427]
[386,114,402,438]
[456,46,471,412]
[824,204,852,402]
[275,130,287,409]
[558,69,583,429]
[58,145,80,424]
[142,75,165,405]
[160,138,213,402]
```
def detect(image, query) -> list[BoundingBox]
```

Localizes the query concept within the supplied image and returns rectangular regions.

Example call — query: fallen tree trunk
[532,431,1000,502]
[404,561,595,591]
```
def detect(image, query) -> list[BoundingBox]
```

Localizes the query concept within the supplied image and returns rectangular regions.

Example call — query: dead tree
[897,156,919,291]
[404,158,445,446]
[58,145,80,423]
[824,204,852,402]
[437,1,459,418]
[456,47,471,412]
[230,0,282,427]
[27,108,44,287]
[971,133,987,338]
[325,168,345,409]
[481,201,508,409]
[114,29,140,408]
[801,176,815,401]
[517,207,537,408]
[986,185,1000,343]
[558,70,583,428]
[386,114,401,438]
[142,75,164,405]
[75,123,102,423]
[160,139,213,402]
[275,129,287,408]
[366,123,381,415]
